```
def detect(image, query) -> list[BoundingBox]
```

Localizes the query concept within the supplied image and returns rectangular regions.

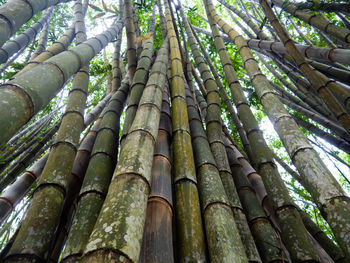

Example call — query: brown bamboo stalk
[139,84,174,263]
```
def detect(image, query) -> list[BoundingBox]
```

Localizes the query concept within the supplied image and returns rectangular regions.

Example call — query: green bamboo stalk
[259,1,350,256]
[191,26,254,165]
[121,9,156,144]
[30,20,51,60]
[182,4,261,262]
[0,121,60,192]
[205,2,322,261]
[62,78,129,262]
[164,2,208,262]
[0,0,71,48]
[0,20,124,148]
[270,0,350,44]
[112,34,123,92]
[224,137,288,263]
[139,84,174,263]
[0,152,48,225]
[292,115,350,153]
[184,78,248,263]
[0,7,54,64]
[124,0,137,84]
[80,38,169,263]
[279,96,350,143]
[218,0,269,40]
[3,2,94,260]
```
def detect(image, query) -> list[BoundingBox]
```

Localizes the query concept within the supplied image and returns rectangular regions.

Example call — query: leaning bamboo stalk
[61,79,129,262]
[270,0,350,44]
[259,1,350,256]
[124,0,137,84]
[0,0,71,48]
[279,96,350,142]
[3,1,94,259]
[183,5,261,262]
[80,39,169,263]
[307,59,350,84]
[0,7,54,64]
[184,79,250,263]
[0,20,124,148]
[4,108,58,149]
[0,152,48,225]
[292,115,350,154]
[0,121,60,192]
[0,91,109,228]
[139,84,174,263]
[120,9,155,144]
[205,2,321,261]
[246,39,350,66]
[257,53,334,119]
[191,26,254,165]
[224,137,288,263]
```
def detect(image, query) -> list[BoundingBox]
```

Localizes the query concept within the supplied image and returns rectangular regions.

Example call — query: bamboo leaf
[89,4,103,12]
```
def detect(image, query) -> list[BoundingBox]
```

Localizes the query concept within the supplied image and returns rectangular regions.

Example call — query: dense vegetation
[0,0,349,262]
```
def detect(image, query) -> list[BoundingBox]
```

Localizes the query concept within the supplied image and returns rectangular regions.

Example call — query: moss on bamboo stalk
[139,85,174,263]
[80,39,169,263]
[0,21,124,148]
[204,1,320,261]
[62,80,128,262]
[183,3,261,261]
[121,9,156,143]
[164,2,208,262]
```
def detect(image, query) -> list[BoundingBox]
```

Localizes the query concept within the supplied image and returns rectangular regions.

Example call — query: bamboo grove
[0,0,349,262]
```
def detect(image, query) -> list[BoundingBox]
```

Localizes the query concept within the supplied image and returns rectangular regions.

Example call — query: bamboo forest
[0,0,349,261]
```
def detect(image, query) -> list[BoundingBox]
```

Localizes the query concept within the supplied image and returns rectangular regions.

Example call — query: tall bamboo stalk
[164,1,208,262]
[80,39,169,263]
[259,1,350,256]
[124,0,137,84]
[0,7,54,64]
[184,78,250,263]
[62,78,129,262]
[204,1,322,261]
[0,0,70,48]
[139,84,174,263]
[121,9,155,144]
[0,20,124,148]
[182,4,261,262]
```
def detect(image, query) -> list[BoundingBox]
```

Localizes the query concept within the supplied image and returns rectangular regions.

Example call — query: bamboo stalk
[0,20,124,148]
[259,1,350,256]
[80,38,169,263]
[183,3,261,261]
[0,7,54,64]
[62,78,129,262]
[124,0,137,84]
[206,2,322,261]
[270,0,350,44]
[0,0,71,48]
[139,84,174,263]
[121,9,156,144]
